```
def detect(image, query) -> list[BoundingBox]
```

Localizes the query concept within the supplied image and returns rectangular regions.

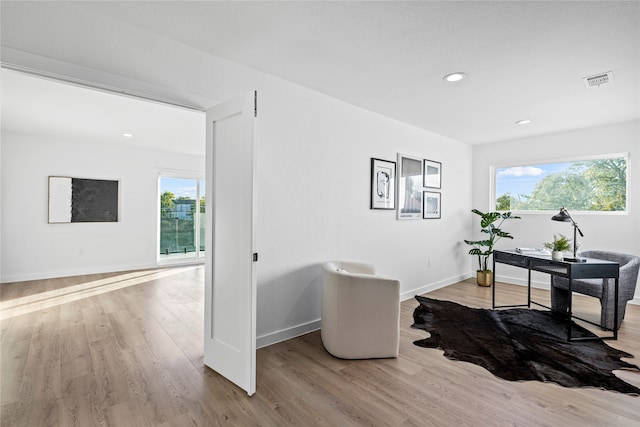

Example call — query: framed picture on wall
[423,191,441,219]
[370,158,396,209]
[424,159,442,189]
[397,154,423,220]
[48,176,119,223]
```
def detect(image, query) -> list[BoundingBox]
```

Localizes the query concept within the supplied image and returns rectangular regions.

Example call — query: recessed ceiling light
[443,72,466,82]
[122,133,134,138]
[516,120,531,125]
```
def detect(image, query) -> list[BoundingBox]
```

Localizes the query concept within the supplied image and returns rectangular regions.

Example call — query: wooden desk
[492,250,620,341]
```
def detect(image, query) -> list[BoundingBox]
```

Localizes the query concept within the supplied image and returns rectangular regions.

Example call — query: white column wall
[254,81,473,345]
[1,52,473,347]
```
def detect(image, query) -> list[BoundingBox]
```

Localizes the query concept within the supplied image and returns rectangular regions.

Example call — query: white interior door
[204,91,257,396]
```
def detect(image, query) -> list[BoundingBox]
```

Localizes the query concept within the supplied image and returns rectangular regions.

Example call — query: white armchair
[321,261,400,359]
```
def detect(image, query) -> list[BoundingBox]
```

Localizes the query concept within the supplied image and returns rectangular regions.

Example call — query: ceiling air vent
[582,71,614,88]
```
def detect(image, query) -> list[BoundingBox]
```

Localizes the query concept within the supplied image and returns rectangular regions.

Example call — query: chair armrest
[340,261,376,275]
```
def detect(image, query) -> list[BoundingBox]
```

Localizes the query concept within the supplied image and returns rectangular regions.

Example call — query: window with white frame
[159,176,206,260]
[494,154,628,212]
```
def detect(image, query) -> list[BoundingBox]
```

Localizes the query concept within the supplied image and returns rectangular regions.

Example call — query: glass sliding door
[198,179,206,258]
[159,176,205,261]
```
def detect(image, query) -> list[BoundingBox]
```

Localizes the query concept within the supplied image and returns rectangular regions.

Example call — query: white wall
[255,80,473,345]
[0,130,205,282]
[1,40,474,347]
[0,71,473,348]
[471,120,640,302]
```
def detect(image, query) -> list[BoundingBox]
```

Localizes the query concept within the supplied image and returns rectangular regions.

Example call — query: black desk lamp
[551,207,586,262]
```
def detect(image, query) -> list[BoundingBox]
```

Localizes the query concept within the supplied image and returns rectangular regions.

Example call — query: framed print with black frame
[423,159,442,189]
[370,158,396,210]
[423,191,441,219]
[397,153,423,219]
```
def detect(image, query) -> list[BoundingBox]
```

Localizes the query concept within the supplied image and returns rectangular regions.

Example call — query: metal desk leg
[567,278,573,341]
[492,256,496,309]
[527,268,531,308]
[614,277,619,339]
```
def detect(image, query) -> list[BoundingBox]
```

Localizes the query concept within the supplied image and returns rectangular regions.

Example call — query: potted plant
[465,209,520,286]
[543,233,571,261]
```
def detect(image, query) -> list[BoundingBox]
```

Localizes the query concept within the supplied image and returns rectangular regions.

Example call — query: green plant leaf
[465,208,520,271]
[480,212,501,228]
[543,233,571,251]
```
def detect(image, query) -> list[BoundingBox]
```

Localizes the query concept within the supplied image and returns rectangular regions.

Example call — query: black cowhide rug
[412,296,640,395]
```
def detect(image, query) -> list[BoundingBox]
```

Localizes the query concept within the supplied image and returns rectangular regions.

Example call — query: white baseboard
[257,319,322,349]
[1,260,204,284]
[400,273,470,301]
[1,262,155,284]
[494,273,550,290]
[494,273,640,305]
[256,273,469,349]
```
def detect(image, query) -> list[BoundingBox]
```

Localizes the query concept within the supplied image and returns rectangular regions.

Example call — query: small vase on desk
[552,251,563,261]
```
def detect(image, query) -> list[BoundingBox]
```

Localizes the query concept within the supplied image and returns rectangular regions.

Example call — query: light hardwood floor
[1,266,639,426]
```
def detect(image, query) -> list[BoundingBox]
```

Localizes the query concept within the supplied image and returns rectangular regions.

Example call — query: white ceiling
[1,1,638,149]
[1,69,205,155]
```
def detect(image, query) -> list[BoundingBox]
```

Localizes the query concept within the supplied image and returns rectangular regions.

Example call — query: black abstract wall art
[49,176,119,223]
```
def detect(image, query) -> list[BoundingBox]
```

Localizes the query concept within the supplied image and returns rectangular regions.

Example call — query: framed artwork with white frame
[397,153,423,220]
[370,158,396,210]
[423,191,441,219]
[423,159,442,189]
